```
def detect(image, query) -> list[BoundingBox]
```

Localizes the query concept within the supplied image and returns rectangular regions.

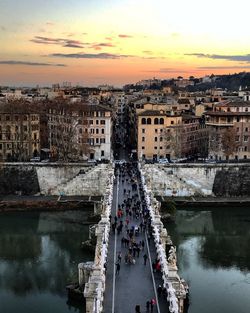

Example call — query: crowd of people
[110,161,165,312]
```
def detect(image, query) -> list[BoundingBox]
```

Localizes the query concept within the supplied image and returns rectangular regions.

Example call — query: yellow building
[137,103,207,160]
[137,104,182,160]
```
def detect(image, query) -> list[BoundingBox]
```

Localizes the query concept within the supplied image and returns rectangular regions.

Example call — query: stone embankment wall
[213,166,250,196]
[0,163,113,196]
[142,163,250,197]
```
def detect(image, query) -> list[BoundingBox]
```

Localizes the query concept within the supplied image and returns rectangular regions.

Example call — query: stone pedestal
[78,261,94,286]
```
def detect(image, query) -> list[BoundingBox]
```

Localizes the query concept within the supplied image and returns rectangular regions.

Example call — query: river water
[166,207,250,313]
[0,211,94,313]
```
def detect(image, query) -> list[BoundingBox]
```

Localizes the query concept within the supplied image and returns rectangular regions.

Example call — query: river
[0,210,94,313]
[166,207,250,313]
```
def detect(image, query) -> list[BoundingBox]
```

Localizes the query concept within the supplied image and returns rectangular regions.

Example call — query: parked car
[114,159,126,165]
[158,158,169,164]
[30,157,40,162]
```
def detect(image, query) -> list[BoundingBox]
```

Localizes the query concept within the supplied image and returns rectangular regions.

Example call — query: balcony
[206,121,234,127]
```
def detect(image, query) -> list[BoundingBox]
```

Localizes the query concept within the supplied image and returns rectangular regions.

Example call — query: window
[100,120,105,125]
[155,129,158,134]
[147,118,151,124]
[96,129,99,134]
[160,146,163,149]
[142,128,145,133]
[89,120,93,125]
[101,129,105,134]
[142,146,145,150]
[100,138,105,143]
[96,120,99,125]
[160,137,163,142]
[96,138,99,144]
[154,146,157,149]
[235,136,240,142]
[141,118,146,125]
[244,146,248,152]
[101,150,105,157]
[0,144,2,150]
[244,136,248,142]
[160,118,164,125]
[171,120,174,125]
[142,137,145,142]
[154,137,158,142]
[154,118,159,125]
[245,128,248,132]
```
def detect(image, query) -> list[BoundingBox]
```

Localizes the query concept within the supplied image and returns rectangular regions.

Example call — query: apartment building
[0,102,41,161]
[137,103,207,160]
[48,102,113,161]
[206,101,250,160]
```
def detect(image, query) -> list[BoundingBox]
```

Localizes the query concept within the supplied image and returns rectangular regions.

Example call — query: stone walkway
[103,163,169,313]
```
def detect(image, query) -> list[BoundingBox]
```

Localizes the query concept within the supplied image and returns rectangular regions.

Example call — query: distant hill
[187,72,250,92]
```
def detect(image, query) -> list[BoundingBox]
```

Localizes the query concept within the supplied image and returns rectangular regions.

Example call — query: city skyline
[1,0,250,86]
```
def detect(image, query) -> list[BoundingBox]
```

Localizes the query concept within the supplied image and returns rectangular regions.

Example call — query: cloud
[0,60,66,67]
[143,50,153,54]
[185,53,250,63]
[118,34,133,38]
[198,65,250,69]
[50,52,132,59]
[91,42,115,50]
[142,68,190,73]
[1,26,6,31]
[31,36,84,48]
[64,43,84,48]
[46,22,54,26]
[105,37,113,41]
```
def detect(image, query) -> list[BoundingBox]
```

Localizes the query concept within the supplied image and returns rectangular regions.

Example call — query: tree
[221,127,238,160]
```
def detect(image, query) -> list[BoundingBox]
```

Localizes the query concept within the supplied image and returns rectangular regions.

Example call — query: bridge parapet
[140,164,188,313]
[82,170,114,313]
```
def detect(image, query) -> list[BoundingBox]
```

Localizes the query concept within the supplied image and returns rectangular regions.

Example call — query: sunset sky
[1,0,250,87]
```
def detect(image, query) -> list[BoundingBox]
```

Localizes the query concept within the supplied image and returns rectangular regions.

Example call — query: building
[48,102,113,161]
[0,102,42,161]
[206,101,250,160]
[136,103,207,160]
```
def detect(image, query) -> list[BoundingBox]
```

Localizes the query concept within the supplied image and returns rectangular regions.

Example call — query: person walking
[150,298,156,312]
[143,253,148,265]
[118,251,122,263]
[116,262,120,275]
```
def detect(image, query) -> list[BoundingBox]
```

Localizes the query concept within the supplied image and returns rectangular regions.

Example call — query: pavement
[103,164,169,313]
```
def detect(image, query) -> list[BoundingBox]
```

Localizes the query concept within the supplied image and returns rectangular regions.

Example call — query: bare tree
[221,127,238,160]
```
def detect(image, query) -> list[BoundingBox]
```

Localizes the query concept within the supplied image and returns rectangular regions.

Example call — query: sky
[1,0,250,87]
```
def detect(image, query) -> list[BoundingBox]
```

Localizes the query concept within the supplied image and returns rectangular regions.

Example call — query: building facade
[137,103,207,160]
[206,101,250,160]
[0,105,41,161]
[48,103,113,161]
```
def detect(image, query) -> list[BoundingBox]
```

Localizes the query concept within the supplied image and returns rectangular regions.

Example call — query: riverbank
[0,195,99,216]
[157,196,250,209]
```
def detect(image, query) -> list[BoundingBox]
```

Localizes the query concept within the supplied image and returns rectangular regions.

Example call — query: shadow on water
[163,206,250,313]
[0,211,94,313]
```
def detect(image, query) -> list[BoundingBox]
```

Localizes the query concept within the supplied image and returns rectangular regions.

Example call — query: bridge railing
[139,163,187,313]
[83,170,115,313]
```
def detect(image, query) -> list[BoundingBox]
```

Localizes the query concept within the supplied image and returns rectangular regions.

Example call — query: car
[114,159,126,165]
[30,157,40,162]
[158,158,169,164]
[87,159,97,165]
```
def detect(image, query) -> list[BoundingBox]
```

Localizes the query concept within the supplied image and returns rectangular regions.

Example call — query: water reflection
[0,211,94,313]
[165,207,250,313]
